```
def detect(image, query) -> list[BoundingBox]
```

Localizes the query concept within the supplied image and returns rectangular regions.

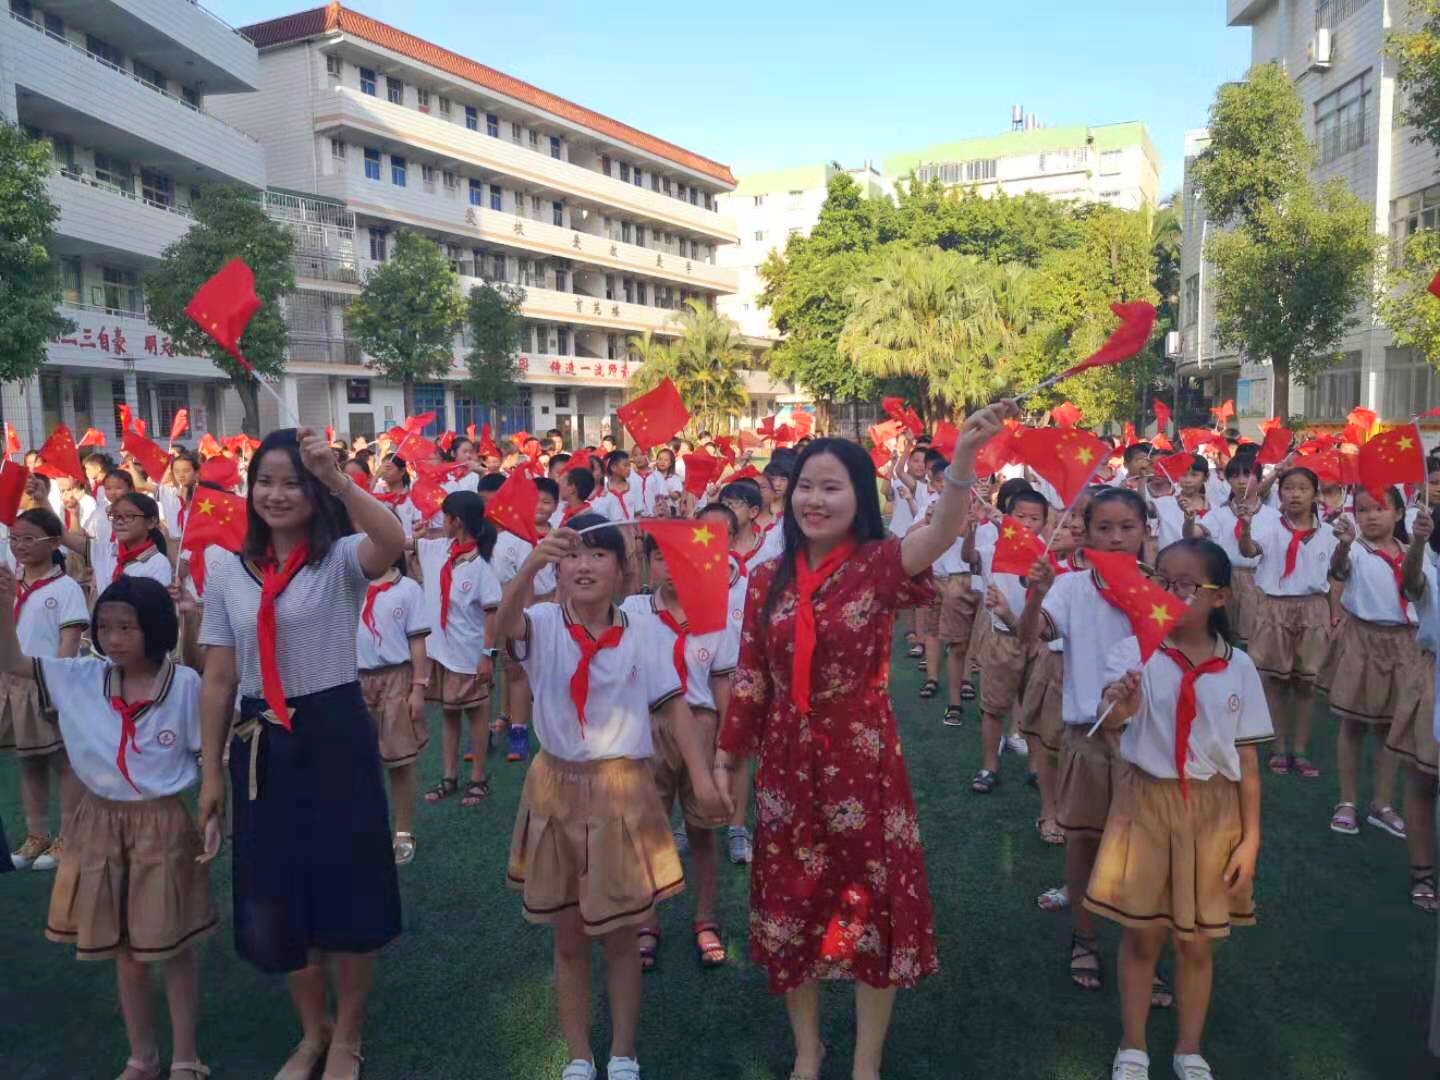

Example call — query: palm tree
[838,247,1041,416]
[626,301,749,434]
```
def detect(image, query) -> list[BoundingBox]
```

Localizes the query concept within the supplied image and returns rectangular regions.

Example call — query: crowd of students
[1,407,1437,1080]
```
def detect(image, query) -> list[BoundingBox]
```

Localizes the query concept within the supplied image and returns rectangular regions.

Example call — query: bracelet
[944,463,976,489]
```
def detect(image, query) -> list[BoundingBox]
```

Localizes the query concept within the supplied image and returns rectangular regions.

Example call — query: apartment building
[1179,0,1440,425]
[214,3,740,446]
[0,0,265,446]
[883,118,1161,215]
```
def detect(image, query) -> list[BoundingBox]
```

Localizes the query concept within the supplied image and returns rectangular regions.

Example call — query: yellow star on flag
[691,525,716,546]
[1075,446,1095,465]
[197,498,215,515]
[1398,436,1415,452]
[1148,603,1173,629]
[1002,525,1016,539]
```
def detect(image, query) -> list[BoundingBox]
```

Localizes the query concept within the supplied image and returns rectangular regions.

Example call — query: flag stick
[1086,700,1117,738]
[1039,456,1106,557]
[1013,369,1074,404]
[252,373,301,430]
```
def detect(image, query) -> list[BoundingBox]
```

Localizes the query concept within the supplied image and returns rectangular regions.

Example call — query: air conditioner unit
[1307,28,1333,70]
[1165,330,1182,358]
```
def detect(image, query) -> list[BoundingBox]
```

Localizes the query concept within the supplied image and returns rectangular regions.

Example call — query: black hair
[13,508,65,568]
[770,447,799,472]
[564,467,595,501]
[1157,538,1233,642]
[654,448,676,475]
[1183,453,1209,480]
[564,511,626,564]
[383,454,411,488]
[695,501,739,537]
[922,449,947,470]
[451,436,474,455]
[27,472,50,495]
[115,492,168,556]
[762,461,791,480]
[1008,490,1050,519]
[550,452,572,470]
[1275,466,1320,499]
[1355,485,1411,544]
[606,449,629,475]
[476,472,507,496]
[1223,455,1258,481]
[440,491,497,559]
[91,576,177,664]
[104,468,136,492]
[718,480,762,511]
[534,477,560,504]
[928,458,948,480]
[1122,443,1152,467]
[1083,487,1147,530]
[244,429,351,567]
[83,451,115,472]
[995,477,1035,516]
[765,438,885,618]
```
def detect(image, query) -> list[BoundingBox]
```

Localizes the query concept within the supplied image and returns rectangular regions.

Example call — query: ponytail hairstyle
[1159,537,1234,643]
[115,491,167,556]
[440,491,496,560]
[15,508,66,569]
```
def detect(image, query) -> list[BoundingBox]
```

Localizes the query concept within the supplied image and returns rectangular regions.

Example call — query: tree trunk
[402,376,416,421]
[1271,356,1290,422]
[234,377,260,437]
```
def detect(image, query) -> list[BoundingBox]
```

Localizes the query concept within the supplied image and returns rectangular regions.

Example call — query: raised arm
[297,427,405,580]
[1236,502,1262,560]
[495,529,572,641]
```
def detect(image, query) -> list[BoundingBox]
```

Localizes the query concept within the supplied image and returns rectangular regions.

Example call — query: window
[1183,274,1200,327]
[346,378,371,405]
[915,158,997,184]
[326,55,343,79]
[469,178,482,205]
[636,282,648,306]
[557,328,570,356]
[550,136,562,160]
[621,222,632,244]
[43,11,62,37]
[552,201,564,227]
[623,279,634,303]
[386,77,403,104]
[363,147,381,181]
[1383,346,1440,416]
[134,60,165,90]
[86,34,124,67]
[490,185,503,211]
[486,113,499,137]
[368,228,387,262]
[438,95,451,116]
[633,168,643,187]
[465,105,478,131]
[601,154,612,177]
[620,162,631,183]
[359,67,376,96]
[1236,375,1271,418]
[101,267,140,315]
[529,130,540,150]
[421,164,435,190]
[60,257,81,305]
[1100,149,1123,176]
[491,254,506,281]
[1309,352,1362,419]
[1316,72,1370,164]
[330,138,346,161]
[753,229,766,242]
[753,194,766,207]
[412,385,446,434]
[416,88,430,111]
[528,194,541,218]
[93,152,131,191]
[1316,0,1369,30]
[1038,148,1088,173]
[788,227,803,237]
[140,169,174,208]
[555,268,567,292]
[1389,183,1440,259]
[788,189,804,208]
[443,170,459,194]
[636,226,647,248]
[652,174,661,192]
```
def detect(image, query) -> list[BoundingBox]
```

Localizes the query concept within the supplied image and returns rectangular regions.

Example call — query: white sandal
[607,1057,641,1080]
[169,1062,211,1079]
[561,1061,597,1080]
[394,831,416,865]
[1036,885,1070,911]
[321,1041,363,1080]
[116,1057,163,1080]
[1112,1047,1151,1079]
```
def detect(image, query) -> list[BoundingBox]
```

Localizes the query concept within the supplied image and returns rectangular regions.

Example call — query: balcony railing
[10,12,260,146]
[54,166,194,219]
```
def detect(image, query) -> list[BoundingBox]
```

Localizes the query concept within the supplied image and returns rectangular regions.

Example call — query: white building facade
[0,0,266,447]
[1180,0,1440,426]
[215,3,742,446]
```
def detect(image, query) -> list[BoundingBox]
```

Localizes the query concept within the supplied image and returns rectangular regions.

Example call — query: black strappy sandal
[972,768,1000,794]
[959,680,977,701]
[460,778,491,807]
[638,927,660,973]
[941,705,964,727]
[423,776,459,803]
[918,679,939,699]
[1070,933,1103,991]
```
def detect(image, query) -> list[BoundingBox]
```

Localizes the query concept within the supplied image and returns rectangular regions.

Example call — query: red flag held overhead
[931,421,959,459]
[122,431,170,483]
[34,425,85,485]
[77,427,106,449]
[1050,401,1083,429]
[4,423,20,459]
[1152,452,1197,484]
[485,470,541,545]
[617,378,690,449]
[1255,425,1293,467]
[181,489,247,596]
[1014,427,1107,505]
[1429,269,1440,300]
[1150,433,1174,451]
[169,409,189,444]
[1062,301,1157,379]
[1152,399,1171,434]
[185,259,262,373]
[1357,423,1426,500]
[991,516,1048,577]
[0,464,29,527]
[681,452,721,497]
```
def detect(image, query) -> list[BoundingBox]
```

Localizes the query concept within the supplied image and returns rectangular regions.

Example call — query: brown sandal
[423,777,459,803]
[694,920,727,968]
[637,927,660,973]
[460,779,490,807]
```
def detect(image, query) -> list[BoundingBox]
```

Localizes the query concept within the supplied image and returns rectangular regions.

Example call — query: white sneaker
[607,1057,640,1080]
[1006,734,1029,755]
[1113,1047,1151,1080]
[1173,1054,1214,1079]
[560,1060,596,1080]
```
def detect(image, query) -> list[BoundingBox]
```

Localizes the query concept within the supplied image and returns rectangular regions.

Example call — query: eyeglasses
[7,534,55,546]
[110,513,146,526]
[1152,576,1222,601]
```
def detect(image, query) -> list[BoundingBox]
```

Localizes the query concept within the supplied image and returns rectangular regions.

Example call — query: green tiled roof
[731,165,837,196]
[883,121,1156,176]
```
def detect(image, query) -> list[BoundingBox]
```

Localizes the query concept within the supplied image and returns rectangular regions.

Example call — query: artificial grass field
[2,633,1438,1080]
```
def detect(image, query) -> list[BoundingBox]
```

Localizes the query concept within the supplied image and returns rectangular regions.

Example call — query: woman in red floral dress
[715,402,1014,1080]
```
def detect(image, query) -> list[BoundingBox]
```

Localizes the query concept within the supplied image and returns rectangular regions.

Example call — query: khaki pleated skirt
[361,663,429,768]
[1084,764,1255,941]
[0,673,60,757]
[46,792,217,962]
[1058,724,1123,837]
[1248,592,1330,682]
[1326,618,1432,729]
[508,751,683,935]
[1228,566,1259,644]
[1016,646,1065,754]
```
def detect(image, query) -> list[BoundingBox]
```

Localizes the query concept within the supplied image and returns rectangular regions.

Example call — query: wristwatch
[479,646,499,659]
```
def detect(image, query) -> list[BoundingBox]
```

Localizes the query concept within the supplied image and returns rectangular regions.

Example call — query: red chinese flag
[1296,434,1339,455]
[437,431,456,453]
[869,444,891,476]
[197,433,224,459]
[1014,427,1107,505]
[510,430,531,448]
[122,431,170,483]
[738,428,763,451]
[413,459,468,485]
[185,259,261,374]
[181,489,247,595]
[466,423,478,444]
[1343,406,1378,449]
[931,421,959,459]
[792,410,814,437]
[410,476,446,520]
[1426,407,1440,418]
[991,516,1047,577]
[388,426,437,461]
[1428,269,1440,300]
[1180,428,1228,456]
[118,403,135,435]
[199,455,241,490]
[169,409,189,444]
[485,470,540,545]
[567,448,593,473]
[404,411,437,434]
[617,378,690,450]
[682,452,721,497]
[772,423,797,447]
[1059,301,1157,379]
[1210,399,1235,428]
[477,423,501,460]
[1152,452,1197,483]
[324,425,335,444]
[899,408,924,438]
[1084,548,1188,662]
[881,397,906,423]
[1152,399,1171,434]
[34,424,84,484]
[1255,425,1293,467]
[5,423,20,459]
[0,464,29,527]
[757,416,777,438]
[975,425,1020,476]
[726,464,761,483]
[1257,416,1283,436]
[77,427,106,449]
[1122,422,1138,449]
[1150,433,1174,451]
[1308,449,1358,488]
[713,435,738,462]
[1050,401,1083,429]
[1357,423,1426,500]
[635,519,729,633]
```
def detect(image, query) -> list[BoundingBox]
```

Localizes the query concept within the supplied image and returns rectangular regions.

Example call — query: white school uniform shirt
[727,557,750,629]
[1195,501,1280,570]
[46,484,64,520]
[620,593,739,712]
[1247,513,1339,597]
[933,535,969,578]
[14,569,88,655]
[969,521,999,594]
[591,488,637,523]
[156,484,191,539]
[355,574,429,670]
[92,540,173,595]
[977,546,1025,634]
[631,471,663,516]
[35,656,200,801]
[887,474,930,538]
[60,492,98,538]
[1041,567,1138,726]
[1150,494,1185,549]
[416,537,501,673]
[491,530,558,595]
[511,602,682,761]
[734,527,783,575]
[1205,473,1231,512]
[1103,636,1274,783]
[1341,541,1434,627]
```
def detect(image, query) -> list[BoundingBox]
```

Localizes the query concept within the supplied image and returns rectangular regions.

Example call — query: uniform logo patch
[392,607,405,621]
[460,580,473,593]
[44,597,57,609]
[697,647,712,663]
[155,730,177,747]
[1227,694,1241,714]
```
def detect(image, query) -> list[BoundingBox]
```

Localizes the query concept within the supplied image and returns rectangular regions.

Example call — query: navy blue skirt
[229,681,401,973]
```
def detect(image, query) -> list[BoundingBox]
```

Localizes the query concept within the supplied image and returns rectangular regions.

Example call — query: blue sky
[212,0,1254,197]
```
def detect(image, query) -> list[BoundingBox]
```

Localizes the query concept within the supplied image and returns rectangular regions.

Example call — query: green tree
[1391,1,1440,151]
[892,179,1084,266]
[627,301,749,434]
[348,231,466,418]
[146,186,294,434]
[1192,64,1379,419]
[1377,226,1440,368]
[0,123,73,384]
[463,279,525,418]
[838,247,1042,416]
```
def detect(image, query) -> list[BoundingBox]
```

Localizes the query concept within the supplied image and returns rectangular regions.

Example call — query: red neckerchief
[116,540,155,570]
[655,605,689,693]
[728,550,749,578]
[374,490,409,507]
[566,614,624,738]
[362,578,396,643]
[637,472,651,505]
[256,543,310,731]
[1279,515,1317,579]
[611,487,629,518]
[109,692,152,795]
[64,505,79,532]
[791,540,858,714]
[14,569,63,621]
[1365,542,1410,620]
[89,480,101,500]
[439,541,477,633]
[1159,645,1228,801]
[561,500,592,524]
[174,490,190,534]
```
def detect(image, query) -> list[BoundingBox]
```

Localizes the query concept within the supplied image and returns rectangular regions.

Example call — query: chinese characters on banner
[51,323,178,358]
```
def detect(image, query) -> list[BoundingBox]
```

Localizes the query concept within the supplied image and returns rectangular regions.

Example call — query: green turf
[2,636,1437,1079]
